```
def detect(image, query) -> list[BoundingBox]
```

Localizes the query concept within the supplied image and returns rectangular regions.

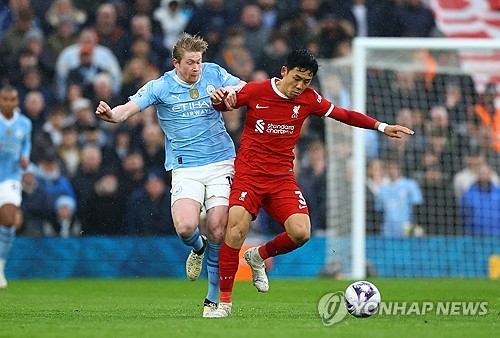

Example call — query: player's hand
[222,86,237,109]
[95,101,113,121]
[19,156,29,170]
[384,125,414,138]
[210,88,235,110]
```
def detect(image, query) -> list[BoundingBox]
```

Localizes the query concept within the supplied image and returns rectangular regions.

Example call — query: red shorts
[229,173,309,225]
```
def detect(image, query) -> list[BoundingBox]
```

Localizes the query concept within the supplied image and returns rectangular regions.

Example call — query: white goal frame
[350,37,500,279]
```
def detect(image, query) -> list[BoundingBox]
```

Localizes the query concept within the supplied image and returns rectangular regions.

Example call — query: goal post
[317,37,500,280]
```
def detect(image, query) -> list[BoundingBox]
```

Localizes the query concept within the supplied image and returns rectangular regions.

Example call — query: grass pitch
[0,278,498,338]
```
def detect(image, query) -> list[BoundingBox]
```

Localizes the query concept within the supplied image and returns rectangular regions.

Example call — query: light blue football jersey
[130,63,240,170]
[0,109,32,182]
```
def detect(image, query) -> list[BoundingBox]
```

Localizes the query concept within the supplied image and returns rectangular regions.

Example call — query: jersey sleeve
[129,79,161,111]
[308,89,335,117]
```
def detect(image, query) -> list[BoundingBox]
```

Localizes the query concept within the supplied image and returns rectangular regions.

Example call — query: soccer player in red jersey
[206,49,414,317]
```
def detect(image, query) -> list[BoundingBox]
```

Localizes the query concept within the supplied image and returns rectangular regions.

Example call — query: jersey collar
[271,77,290,99]
[173,68,203,88]
[0,108,20,126]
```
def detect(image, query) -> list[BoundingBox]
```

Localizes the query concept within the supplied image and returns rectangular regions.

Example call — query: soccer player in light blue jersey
[0,85,32,289]
[95,33,245,317]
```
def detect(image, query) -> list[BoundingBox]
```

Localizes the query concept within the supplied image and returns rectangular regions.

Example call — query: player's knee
[174,220,198,239]
[208,223,225,243]
[289,223,311,246]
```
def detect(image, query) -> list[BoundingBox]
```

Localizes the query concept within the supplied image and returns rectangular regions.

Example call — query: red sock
[258,232,299,260]
[218,242,241,303]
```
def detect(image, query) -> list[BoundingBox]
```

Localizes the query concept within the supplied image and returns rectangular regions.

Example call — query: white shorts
[0,180,22,207]
[171,158,235,210]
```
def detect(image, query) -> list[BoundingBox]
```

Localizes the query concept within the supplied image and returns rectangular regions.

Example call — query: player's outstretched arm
[376,122,414,138]
[95,100,141,123]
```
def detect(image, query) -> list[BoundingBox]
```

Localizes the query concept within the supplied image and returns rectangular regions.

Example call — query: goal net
[317,38,500,279]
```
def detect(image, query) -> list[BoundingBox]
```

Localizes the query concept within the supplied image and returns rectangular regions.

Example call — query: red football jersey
[232,78,334,176]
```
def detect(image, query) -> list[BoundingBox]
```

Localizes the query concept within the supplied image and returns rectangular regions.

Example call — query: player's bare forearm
[95,100,140,123]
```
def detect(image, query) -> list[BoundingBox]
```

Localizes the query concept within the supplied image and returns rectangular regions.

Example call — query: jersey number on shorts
[294,190,307,209]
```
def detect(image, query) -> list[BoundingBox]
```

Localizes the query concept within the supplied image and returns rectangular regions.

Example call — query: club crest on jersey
[189,88,199,99]
[6,129,11,137]
[206,85,216,95]
[238,191,247,201]
[292,105,301,118]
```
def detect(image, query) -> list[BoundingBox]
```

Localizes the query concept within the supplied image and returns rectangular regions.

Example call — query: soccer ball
[344,281,381,318]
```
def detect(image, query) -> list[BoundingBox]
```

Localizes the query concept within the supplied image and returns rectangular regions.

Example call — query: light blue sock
[0,225,16,261]
[180,227,204,252]
[206,241,221,303]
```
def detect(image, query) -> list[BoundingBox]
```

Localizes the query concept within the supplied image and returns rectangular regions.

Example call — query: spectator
[20,28,56,82]
[121,57,156,98]
[45,16,79,58]
[417,164,458,235]
[471,83,500,152]
[35,151,77,237]
[71,144,107,226]
[58,124,81,179]
[0,6,35,75]
[256,31,290,79]
[379,107,423,176]
[460,163,500,236]
[394,0,437,37]
[80,173,126,235]
[239,2,270,63]
[442,80,469,133]
[127,169,175,236]
[69,97,99,137]
[41,105,67,148]
[366,158,386,234]
[153,0,189,51]
[93,3,130,66]
[20,167,53,237]
[184,0,238,61]
[375,159,423,237]
[117,150,147,201]
[44,0,87,33]
[55,28,122,102]
[316,14,352,59]
[453,150,500,202]
[257,0,285,30]
[139,123,165,174]
[89,72,123,111]
[339,0,402,37]
[128,14,169,70]
[101,124,133,173]
[22,90,46,138]
[66,43,108,98]
[17,66,56,110]
[214,27,255,81]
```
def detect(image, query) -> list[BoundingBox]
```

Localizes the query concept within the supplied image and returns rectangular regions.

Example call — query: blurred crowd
[1,0,497,237]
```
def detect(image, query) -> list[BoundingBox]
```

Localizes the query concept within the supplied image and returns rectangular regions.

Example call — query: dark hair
[286,49,319,76]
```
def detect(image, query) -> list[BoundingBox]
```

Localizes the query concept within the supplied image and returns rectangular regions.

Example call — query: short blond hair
[172,33,208,61]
